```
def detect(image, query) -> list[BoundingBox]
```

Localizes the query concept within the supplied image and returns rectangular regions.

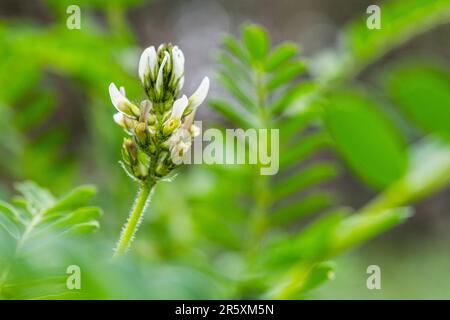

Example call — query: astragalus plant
[109,44,209,256]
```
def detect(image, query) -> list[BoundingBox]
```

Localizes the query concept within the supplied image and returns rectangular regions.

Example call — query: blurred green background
[0,0,449,299]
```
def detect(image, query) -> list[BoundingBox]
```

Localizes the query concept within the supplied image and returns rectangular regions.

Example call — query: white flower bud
[172,46,185,81]
[138,46,158,84]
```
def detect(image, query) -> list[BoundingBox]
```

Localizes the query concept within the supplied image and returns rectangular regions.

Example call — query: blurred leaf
[265,42,299,72]
[215,52,252,83]
[280,131,331,169]
[267,60,306,91]
[2,181,101,242]
[65,221,100,234]
[364,136,450,212]
[243,24,270,61]
[269,192,335,226]
[209,99,260,128]
[0,181,101,298]
[222,34,250,65]
[45,185,97,215]
[288,0,450,116]
[216,71,257,110]
[346,0,450,67]
[384,61,450,140]
[324,90,407,189]
[271,81,317,115]
[0,211,21,239]
[297,261,335,294]
[15,181,55,215]
[273,162,339,199]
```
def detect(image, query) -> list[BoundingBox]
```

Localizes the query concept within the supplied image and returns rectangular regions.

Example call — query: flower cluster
[109,44,209,182]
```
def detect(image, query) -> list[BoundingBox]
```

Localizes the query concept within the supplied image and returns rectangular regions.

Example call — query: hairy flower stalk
[112,44,209,257]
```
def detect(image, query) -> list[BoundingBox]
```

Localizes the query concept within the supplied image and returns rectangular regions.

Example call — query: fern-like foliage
[211,24,338,232]
[202,24,415,299]
[0,181,101,299]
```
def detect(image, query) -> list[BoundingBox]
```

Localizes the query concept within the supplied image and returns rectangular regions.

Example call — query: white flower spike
[111,43,209,179]
[112,43,211,258]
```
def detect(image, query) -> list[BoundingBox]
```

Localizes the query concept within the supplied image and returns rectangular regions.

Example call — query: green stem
[248,66,271,247]
[113,181,156,257]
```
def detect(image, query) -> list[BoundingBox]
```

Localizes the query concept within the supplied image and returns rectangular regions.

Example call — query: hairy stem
[114,180,156,257]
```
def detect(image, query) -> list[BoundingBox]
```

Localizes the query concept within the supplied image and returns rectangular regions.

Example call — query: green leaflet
[243,24,270,62]
[383,60,450,140]
[265,42,299,72]
[324,89,408,189]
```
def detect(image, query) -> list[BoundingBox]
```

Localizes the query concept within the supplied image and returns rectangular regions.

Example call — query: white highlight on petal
[138,46,157,83]
[189,76,210,110]
[156,51,169,94]
[171,95,189,120]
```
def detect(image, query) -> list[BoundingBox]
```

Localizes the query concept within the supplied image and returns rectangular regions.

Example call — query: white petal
[119,86,126,96]
[138,46,157,82]
[171,95,189,120]
[165,49,171,72]
[177,76,185,92]
[172,46,185,79]
[156,52,169,94]
[113,112,125,126]
[190,124,201,137]
[189,76,210,110]
[109,83,123,108]
[170,140,191,164]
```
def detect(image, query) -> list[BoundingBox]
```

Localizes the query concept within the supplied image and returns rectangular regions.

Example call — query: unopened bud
[155,151,169,176]
[114,113,138,131]
[135,122,148,144]
[122,138,138,165]
[119,100,140,117]
[147,114,156,125]
[163,118,180,136]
